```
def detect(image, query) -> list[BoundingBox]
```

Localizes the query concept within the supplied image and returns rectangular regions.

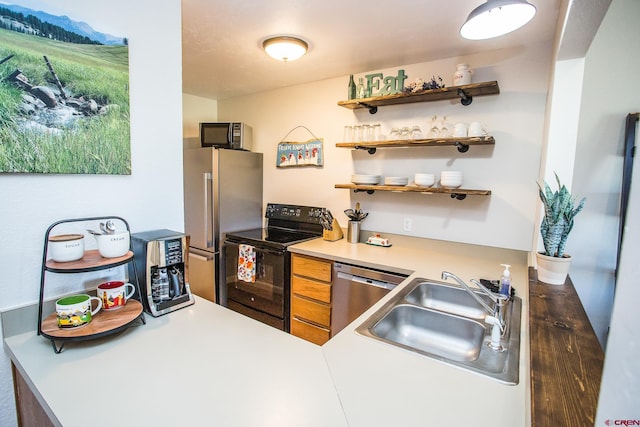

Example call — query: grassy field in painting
[0,28,130,174]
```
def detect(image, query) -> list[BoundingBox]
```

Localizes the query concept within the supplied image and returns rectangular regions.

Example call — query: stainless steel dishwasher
[331,262,408,336]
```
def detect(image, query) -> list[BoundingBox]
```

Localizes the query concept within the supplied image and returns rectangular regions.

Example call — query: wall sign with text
[365,69,407,96]
[277,139,323,168]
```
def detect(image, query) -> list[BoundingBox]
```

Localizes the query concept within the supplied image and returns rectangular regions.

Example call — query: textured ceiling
[181,0,562,101]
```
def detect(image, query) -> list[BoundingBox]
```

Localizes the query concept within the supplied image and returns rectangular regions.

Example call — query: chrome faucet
[441,271,509,350]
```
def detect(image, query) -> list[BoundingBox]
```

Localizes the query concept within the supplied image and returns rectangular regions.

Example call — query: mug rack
[37,216,146,353]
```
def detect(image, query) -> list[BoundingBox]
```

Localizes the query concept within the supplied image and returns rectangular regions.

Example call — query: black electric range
[225,227,320,249]
[223,204,326,331]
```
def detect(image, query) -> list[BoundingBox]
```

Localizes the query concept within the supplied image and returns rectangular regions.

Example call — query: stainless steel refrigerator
[183,148,263,305]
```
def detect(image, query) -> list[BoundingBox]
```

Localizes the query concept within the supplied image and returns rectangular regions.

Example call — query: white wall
[540,58,584,188]
[596,117,640,423]
[0,1,184,425]
[575,0,640,420]
[219,42,552,252]
[569,0,640,347]
[183,93,218,139]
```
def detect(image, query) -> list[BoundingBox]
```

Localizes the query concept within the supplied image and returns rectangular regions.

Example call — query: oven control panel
[265,203,325,224]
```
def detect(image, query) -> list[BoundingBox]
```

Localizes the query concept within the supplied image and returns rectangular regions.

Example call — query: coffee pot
[129,230,194,316]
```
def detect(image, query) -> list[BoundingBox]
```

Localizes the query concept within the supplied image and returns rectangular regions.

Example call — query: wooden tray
[45,250,134,273]
[41,299,143,340]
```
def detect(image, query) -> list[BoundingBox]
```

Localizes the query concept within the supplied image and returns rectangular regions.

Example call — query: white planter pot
[535,252,572,285]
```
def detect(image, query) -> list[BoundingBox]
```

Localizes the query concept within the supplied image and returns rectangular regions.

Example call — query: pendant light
[460,0,537,40]
[262,36,308,62]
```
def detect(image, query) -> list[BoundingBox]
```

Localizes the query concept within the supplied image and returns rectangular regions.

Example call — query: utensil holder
[322,219,343,241]
[347,220,361,243]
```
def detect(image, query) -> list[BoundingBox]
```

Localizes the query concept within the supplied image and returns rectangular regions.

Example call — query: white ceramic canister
[453,64,472,86]
[48,234,85,262]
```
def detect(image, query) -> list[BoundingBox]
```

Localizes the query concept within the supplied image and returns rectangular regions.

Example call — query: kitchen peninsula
[4,235,529,426]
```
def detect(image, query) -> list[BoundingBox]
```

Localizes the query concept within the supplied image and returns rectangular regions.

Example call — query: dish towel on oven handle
[237,244,256,283]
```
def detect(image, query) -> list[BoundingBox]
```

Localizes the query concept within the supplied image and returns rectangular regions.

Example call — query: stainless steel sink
[356,278,522,384]
[404,281,492,321]
[370,305,486,362]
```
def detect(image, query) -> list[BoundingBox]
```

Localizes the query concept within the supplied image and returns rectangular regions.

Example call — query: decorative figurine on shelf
[406,78,425,93]
[403,75,445,94]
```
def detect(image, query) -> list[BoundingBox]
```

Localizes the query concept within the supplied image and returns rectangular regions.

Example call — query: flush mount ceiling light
[460,0,537,40]
[262,36,308,62]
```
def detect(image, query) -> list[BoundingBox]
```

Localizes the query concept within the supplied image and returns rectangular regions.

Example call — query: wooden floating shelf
[45,250,133,273]
[335,183,491,199]
[336,136,494,152]
[337,81,500,112]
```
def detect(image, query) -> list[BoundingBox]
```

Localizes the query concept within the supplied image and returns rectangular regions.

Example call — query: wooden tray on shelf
[45,250,133,272]
[41,299,143,339]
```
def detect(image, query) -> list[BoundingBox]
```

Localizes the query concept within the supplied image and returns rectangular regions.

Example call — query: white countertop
[5,300,347,427]
[291,234,531,427]
[4,234,530,427]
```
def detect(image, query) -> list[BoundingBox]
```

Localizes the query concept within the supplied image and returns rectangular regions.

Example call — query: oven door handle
[225,241,286,256]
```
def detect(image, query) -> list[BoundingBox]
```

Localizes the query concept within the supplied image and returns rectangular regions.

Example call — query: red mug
[97,281,135,310]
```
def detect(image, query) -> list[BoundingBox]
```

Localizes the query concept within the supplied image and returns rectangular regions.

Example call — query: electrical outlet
[403,217,412,231]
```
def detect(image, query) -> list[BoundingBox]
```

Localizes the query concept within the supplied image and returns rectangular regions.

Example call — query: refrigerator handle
[189,250,215,261]
[204,172,213,247]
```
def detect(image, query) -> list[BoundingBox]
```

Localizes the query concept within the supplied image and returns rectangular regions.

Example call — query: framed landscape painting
[0,1,130,174]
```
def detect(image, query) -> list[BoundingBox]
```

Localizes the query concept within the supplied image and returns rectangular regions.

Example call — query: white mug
[468,122,487,137]
[453,123,467,138]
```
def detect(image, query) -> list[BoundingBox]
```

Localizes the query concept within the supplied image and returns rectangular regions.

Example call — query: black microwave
[200,122,253,151]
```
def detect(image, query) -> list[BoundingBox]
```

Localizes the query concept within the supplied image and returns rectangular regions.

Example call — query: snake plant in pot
[536,173,586,285]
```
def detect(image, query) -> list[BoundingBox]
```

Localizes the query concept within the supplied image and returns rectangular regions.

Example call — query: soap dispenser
[499,264,511,297]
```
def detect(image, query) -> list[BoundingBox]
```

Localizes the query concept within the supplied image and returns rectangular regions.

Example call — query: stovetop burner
[225,203,325,249]
[225,227,319,246]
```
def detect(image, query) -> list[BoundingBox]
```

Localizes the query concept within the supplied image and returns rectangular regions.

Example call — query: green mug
[56,294,102,328]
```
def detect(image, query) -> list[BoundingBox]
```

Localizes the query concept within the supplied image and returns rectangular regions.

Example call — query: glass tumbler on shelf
[343,125,353,142]
[353,125,363,142]
[410,125,423,139]
[429,115,440,138]
[362,124,371,141]
[372,124,382,141]
[439,115,450,138]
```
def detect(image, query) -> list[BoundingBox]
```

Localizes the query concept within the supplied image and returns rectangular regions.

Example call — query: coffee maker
[129,229,195,317]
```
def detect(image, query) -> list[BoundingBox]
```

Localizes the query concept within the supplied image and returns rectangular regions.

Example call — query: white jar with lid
[453,64,472,86]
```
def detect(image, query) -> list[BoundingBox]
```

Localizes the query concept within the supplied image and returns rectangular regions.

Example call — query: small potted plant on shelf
[535,173,586,285]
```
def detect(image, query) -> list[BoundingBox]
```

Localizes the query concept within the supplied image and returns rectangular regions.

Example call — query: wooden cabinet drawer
[291,275,331,303]
[291,295,330,327]
[291,317,330,346]
[291,254,332,282]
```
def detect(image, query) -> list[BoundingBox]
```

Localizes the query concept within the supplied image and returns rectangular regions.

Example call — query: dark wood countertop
[529,267,605,426]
